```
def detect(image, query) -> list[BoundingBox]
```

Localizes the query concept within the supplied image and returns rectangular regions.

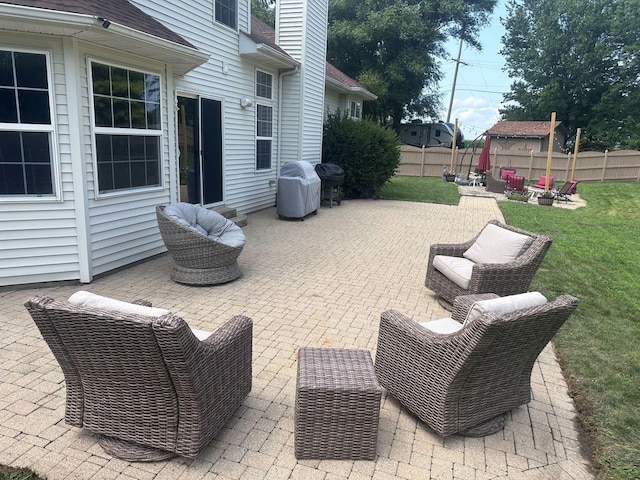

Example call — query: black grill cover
[314,163,344,187]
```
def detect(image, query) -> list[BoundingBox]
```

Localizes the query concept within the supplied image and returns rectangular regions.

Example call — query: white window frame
[87,58,164,197]
[255,70,274,171]
[350,100,362,119]
[214,0,238,30]
[0,47,59,201]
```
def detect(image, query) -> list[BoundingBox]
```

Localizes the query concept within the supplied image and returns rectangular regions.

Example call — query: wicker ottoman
[295,347,382,460]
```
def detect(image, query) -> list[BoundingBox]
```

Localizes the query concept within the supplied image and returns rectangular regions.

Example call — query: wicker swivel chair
[425,220,552,310]
[375,293,579,436]
[25,291,253,461]
[156,203,245,285]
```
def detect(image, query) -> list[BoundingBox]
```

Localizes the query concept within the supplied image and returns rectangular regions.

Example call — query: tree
[500,0,640,150]
[327,0,496,130]
[323,113,400,198]
[251,0,275,26]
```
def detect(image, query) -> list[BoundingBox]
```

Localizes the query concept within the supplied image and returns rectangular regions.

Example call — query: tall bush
[322,113,400,198]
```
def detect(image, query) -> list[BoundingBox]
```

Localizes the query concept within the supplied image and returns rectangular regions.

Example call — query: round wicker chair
[156,204,245,285]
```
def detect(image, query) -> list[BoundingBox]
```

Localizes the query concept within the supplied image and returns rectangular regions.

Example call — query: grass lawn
[0,467,43,480]
[379,174,460,204]
[383,175,640,479]
[499,181,640,480]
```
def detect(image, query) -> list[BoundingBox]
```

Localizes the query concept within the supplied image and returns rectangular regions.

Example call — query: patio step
[213,205,248,228]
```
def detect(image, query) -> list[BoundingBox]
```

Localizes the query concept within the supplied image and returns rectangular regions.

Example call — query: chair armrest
[429,240,474,258]
[153,314,253,457]
[375,310,464,376]
[426,240,476,281]
[451,293,500,323]
[132,299,152,307]
[375,310,474,433]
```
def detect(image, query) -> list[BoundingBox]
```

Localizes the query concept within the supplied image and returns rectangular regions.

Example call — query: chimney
[276,0,329,163]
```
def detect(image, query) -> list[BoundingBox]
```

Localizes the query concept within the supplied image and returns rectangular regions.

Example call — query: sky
[437,0,511,142]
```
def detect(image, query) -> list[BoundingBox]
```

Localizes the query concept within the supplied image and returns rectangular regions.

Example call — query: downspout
[277,65,300,178]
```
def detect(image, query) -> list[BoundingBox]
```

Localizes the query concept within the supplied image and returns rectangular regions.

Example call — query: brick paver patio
[0,197,594,479]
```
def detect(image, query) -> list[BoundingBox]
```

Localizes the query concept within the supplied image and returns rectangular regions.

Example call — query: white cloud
[449,96,502,140]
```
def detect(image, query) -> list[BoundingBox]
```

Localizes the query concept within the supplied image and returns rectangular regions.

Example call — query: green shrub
[322,113,400,198]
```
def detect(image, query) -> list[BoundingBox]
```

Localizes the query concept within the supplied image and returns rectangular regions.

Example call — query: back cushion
[69,291,170,317]
[463,223,533,264]
[465,291,548,325]
[501,168,516,180]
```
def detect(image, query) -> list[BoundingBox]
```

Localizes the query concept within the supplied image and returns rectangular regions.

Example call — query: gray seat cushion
[164,203,245,248]
[432,255,474,289]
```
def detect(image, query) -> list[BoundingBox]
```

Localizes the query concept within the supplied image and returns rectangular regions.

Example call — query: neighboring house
[487,121,568,153]
[0,0,373,287]
[324,62,377,119]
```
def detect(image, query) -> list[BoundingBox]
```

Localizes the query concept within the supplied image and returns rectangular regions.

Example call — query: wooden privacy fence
[397,145,640,183]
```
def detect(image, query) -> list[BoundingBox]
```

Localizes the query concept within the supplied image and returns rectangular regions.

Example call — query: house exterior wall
[491,129,567,153]
[277,0,328,165]
[133,0,280,214]
[77,43,171,278]
[0,31,181,287]
[0,33,83,287]
[324,90,344,117]
[0,0,333,286]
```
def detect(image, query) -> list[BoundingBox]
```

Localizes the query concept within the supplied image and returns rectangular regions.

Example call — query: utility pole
[446,39,467,123]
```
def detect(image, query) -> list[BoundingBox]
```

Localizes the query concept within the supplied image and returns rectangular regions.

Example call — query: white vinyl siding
[132,0,281,213]
[0,35,80,286]
[79,45,170,276]
[277,0,328,164]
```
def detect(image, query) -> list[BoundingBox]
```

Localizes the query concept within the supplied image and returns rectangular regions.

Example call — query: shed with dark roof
[486,121,569,153]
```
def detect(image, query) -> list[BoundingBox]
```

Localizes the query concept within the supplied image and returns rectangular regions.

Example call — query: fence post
[421,145,425,177]
[528,149,534,180]
[565,152,571,182]
[601,150,608,182]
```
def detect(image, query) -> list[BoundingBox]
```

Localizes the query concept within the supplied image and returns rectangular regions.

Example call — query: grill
[276,161,321,220]
[314,163,344,207]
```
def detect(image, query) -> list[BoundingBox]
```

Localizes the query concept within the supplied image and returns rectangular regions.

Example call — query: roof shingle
[1,0,194,47]
[487,121,563,137]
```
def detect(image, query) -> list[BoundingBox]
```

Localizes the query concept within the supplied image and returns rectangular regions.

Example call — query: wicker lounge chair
[485,172,507,194]
[375,293,579,436]
[156,203,245,285]
[425,220,552,310]
[25,291,253,461]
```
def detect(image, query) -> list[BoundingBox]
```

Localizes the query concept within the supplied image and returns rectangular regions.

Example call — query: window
[215,0,237,29]
[90,61,162,193]
[256,71,272,100]
[0,49,54,196]
[255,71,273,170]
[350,100,361,119]
[256,105,273,170]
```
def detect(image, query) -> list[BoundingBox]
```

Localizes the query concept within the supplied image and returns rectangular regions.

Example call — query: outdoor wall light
[240,97,253,108]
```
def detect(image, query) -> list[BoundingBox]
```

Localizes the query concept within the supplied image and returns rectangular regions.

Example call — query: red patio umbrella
[477,135,491,173]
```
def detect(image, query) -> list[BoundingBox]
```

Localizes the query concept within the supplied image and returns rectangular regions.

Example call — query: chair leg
[459,413,506,437]
[99,435,176,462]
[437,296,454,311]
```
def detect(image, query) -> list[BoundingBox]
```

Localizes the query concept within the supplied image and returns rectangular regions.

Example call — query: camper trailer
[398,121,464,148]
